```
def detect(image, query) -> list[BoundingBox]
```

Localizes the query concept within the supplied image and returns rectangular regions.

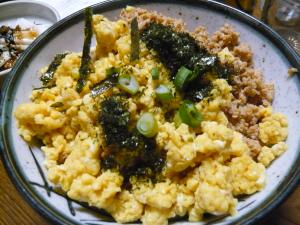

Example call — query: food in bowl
[0,19,41,72]
[14,6,288,225]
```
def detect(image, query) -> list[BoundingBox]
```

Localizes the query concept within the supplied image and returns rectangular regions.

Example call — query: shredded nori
[76,7,93,93]
[90,67,120,97]
[50,102,64,108]
[130,17,140,61]
[33,84,56,90]
[99,95,165,186]
[141,22,207,78]
[91,80,115,97]
[100,95,130,146]
[141,22,232,102]
[40,53,68,86]
[185,84,213,102]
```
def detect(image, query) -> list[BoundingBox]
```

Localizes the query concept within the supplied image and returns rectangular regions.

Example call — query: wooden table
[0,158,300,225]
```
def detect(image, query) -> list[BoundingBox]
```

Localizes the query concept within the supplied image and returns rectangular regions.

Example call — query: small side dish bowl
[0,0,60,77]
[1,1,300,225]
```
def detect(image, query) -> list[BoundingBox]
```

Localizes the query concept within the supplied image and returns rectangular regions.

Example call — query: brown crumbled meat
[218,33,273,153]
[120,6,185,32]
[224,46,273,146]
[207,24,239,54]
[229,57,248,73]
[225,102,262,140]
[243,137,262,158]
[191,26,209,47]
[233,43,253,65]
[231,69,274,106]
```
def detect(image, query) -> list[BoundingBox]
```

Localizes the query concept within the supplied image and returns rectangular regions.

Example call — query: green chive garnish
[178,100,203,128]
[155,84,173,101]
[174,111,183,128]
[174,66,192,90]
[137,112,158,138]
[118,74,139,95]
[151,67,159,80]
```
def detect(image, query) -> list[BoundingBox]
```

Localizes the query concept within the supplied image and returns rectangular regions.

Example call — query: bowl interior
[1,1,300,225]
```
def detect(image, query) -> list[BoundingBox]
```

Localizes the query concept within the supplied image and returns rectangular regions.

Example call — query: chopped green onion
[174,66,192,90]
[178,100,203,128]
[130,17,140,61]
[118,74,139,95]
[136,112,158,138]
[188,69,199,82]
[155,84,173,101]
[174,111,182,128]
[151,67,159,80]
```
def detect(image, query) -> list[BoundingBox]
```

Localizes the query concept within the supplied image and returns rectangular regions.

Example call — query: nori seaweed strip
[50,102,64,108]
[130,17,140,61]
[40,53,68,85]
[90,67,120,97]
[76,7,93,93]
[33,84,56,90]
[91,80,115,97]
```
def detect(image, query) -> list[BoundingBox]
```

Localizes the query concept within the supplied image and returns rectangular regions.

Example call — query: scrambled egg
[14,14,288,225]
[217,47,235,64]
[259,110,288,145]
[257,142,287,167]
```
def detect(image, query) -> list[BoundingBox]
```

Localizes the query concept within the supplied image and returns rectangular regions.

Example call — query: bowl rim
[0,0,60,22]
[1,0,300,225]
[0,68,11,77]
[0,0,60,77]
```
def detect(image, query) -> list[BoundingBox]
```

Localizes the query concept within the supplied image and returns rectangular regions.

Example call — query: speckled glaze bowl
[1,1,300,225]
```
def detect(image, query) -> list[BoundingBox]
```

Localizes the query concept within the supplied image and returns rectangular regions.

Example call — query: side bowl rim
[0,0,61,77]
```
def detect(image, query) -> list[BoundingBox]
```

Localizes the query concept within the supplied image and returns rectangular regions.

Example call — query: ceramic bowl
[1,1,300,225]
[0,0,60,77]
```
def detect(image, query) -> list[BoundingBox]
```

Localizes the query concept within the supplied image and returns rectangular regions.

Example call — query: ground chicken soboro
[14,6,288,225]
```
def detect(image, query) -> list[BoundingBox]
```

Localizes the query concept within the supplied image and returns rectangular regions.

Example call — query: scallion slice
[118,74,139,95]
[174,111,182,128]
[136,112,158,138]
[174,66,192,90]
[178,100,203,128]
[155,84,173,101]
[151,67,159,80]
